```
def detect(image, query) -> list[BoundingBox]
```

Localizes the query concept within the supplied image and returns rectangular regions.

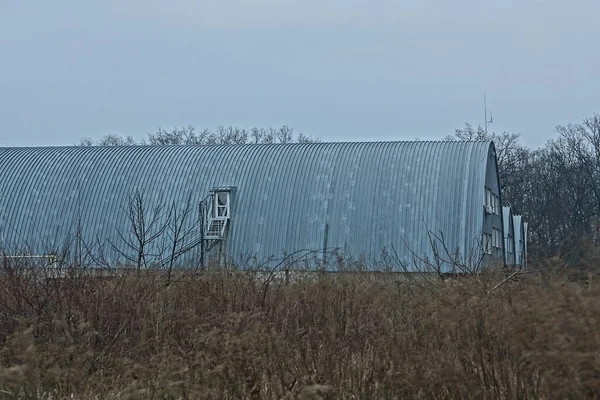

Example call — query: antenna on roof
[484,92,493,134]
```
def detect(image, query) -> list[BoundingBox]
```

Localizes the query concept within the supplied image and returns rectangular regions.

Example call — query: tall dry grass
[0,262,599,399]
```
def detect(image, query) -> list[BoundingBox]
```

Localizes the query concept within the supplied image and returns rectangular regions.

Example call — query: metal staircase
[198,187,233,267]
[158,187,233,268]
[202,188,231,240]
[205,218,227,239]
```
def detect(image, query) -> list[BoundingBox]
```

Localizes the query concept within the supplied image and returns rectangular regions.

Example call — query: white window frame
[483,233,493,254]
[213,191,230,219]
[492,228,502,249]
[484,187,500,215]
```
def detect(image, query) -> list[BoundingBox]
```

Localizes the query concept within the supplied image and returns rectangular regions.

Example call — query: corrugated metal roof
[0,141,494,270]
[513,215,525,266]
[502,206,515,265]
[523,221,529,269]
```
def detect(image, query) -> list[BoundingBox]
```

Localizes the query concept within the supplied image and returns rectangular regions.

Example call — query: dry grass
[0,263,599,399]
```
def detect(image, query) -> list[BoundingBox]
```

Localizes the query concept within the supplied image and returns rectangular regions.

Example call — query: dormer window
[209,186,234,219]
[203,187,234,241]
[214,191,230,218]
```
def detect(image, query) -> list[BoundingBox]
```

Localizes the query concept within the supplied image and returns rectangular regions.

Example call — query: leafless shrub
[108,190,170,270]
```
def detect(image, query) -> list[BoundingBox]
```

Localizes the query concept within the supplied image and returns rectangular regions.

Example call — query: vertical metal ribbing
[0,141,498,269]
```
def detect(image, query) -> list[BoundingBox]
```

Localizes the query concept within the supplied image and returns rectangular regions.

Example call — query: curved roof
[513,215,526,265]
[0,141,494,269]
[502,206,516,265]
[502,207,514,237]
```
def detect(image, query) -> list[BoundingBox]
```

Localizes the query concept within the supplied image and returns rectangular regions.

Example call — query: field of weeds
[0,263,599,399]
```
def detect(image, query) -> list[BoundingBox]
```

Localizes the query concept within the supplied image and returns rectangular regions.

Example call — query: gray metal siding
[502,206,516,265]
[0,141,495,270]
[482,147,503,262]
[513,215,526,266]
[523,221,529,269]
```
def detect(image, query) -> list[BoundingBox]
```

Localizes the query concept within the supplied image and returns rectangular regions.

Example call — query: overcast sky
[1,1,598,149]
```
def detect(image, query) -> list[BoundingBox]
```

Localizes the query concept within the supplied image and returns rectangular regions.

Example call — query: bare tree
[81,133,140,146]
[262,127,277,144]
[297,132,319,143]
[147,126,210,145]
[79,125,318,146]
[78,137,95,146]
[108,190,170,270]
[555,115,600,223]
[160,194,200,280]
[276,125,294,144]
[250,127,264,144]
[213,126,246,144]
[446,123,531,206]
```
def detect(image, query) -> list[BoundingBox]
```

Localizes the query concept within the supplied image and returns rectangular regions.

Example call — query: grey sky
[1,1,598,149]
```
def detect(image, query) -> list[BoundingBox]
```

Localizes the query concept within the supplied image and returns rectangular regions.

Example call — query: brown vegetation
[0,262,599,399]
